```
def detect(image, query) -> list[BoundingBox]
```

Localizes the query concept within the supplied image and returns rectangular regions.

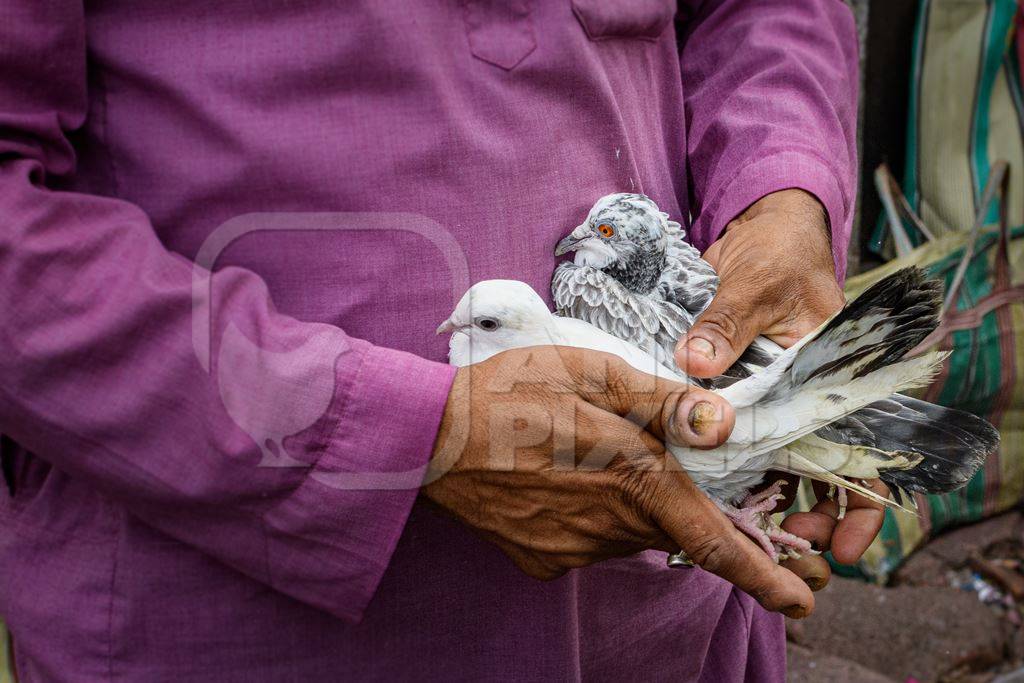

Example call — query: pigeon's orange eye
[597,224,615,238]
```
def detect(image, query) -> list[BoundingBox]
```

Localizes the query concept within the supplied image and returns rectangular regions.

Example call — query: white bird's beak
[554,224,591,256]
[435,318,456,335]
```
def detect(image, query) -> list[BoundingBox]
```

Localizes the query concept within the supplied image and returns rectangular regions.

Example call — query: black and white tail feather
[707,267,996,509]
[817,395,997,504]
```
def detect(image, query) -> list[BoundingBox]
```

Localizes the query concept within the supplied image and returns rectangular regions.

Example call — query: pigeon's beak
[554,225,590,256]
[435,318,456,335]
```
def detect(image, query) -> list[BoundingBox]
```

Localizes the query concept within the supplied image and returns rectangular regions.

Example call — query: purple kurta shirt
[0,1,857,680]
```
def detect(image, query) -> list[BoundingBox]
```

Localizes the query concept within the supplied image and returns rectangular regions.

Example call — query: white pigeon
[437,271,997,559]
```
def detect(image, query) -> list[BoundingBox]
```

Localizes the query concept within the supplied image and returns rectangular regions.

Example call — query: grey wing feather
[658,217,719,316]
[816,395,996,496]
[553,262,692,372]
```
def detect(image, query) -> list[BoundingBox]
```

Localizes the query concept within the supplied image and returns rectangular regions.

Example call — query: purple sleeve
[679,0,859,281]
[0,0,455,622]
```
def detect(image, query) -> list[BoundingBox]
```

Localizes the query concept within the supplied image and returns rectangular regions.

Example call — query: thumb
[675,284,767,378]
[579,355,735,449]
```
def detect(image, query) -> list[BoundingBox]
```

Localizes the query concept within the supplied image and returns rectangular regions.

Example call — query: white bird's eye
[474,316,501,331]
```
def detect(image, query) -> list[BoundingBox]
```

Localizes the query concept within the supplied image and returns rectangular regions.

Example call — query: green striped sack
[870,0,1023,255]
[825,0,1024,582]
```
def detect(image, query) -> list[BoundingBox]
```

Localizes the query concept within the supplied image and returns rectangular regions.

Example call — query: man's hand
[424,345,815,618]
[674,188,885,591]
[777,478,890,590]
[678,189,845,373]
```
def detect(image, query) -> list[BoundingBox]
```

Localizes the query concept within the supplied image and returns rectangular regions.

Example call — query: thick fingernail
[672,396,733,448]
[803,576,828,591]
[781,604,809,619]
[686,337,715,360]
[687,401,717,436]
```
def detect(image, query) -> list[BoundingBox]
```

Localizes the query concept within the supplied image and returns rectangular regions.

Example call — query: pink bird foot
[721,480,815,562]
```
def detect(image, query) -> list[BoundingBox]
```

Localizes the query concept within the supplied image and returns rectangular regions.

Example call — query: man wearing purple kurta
[0,1,865,680]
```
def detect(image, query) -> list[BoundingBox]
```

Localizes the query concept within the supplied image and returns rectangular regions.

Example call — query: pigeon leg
[720,480,814,561]
[827,482,849,520]
[740,479,788,513]
[722,505,779,559]
[765,526,814,560]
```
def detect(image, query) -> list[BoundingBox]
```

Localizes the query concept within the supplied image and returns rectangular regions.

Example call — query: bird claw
[739,479,788,514]
[827,482,849,520]
[722,480,814,562]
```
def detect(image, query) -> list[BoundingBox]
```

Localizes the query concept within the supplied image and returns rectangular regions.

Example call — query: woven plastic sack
[796,161,1024,582]
[869,0,1023,255]
[805,0,1024,581]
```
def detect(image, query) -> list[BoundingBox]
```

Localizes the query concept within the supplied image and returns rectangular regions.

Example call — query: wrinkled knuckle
[605,369,634,407]
[564,345,592,370]
[700,307,743,346]
[555,346,587,381]
[796,266,841,302]
[746,582,781,610]
[614,462,658,513]
[602,352,629,374]
[789,267,814,291]
[686,533,731,573]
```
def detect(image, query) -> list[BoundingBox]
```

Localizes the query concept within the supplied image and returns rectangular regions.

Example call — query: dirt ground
[786,510,1024,683]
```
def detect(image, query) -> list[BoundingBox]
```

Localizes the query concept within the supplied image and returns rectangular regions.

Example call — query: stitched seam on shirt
[314,347,398,577]
[308,344,369,471]
[105,505,121,683]
[570,1,670,43]
[93,68,123,198]
[261,345,368,594]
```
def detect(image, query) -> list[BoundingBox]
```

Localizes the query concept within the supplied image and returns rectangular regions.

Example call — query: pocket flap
[572,0,675,41]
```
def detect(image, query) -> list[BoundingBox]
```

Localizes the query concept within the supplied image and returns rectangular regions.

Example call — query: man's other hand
[677,188,844,373]
[675,188,885,592]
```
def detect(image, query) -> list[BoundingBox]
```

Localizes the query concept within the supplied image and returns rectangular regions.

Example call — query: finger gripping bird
[437,203,997,561]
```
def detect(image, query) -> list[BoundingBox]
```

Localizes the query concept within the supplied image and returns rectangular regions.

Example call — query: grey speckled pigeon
[552,193,778,386]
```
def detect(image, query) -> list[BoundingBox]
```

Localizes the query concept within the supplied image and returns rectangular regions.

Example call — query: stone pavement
[786,511,1024,682]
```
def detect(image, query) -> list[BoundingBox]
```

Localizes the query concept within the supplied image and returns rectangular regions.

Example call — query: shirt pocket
[463,0,537,70]
[572,0,676,42]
